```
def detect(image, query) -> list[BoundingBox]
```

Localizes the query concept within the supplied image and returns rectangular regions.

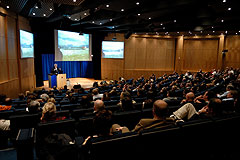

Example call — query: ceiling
[1,0,240,36]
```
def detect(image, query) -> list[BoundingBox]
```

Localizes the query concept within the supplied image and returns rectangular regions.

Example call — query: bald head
[94,100,105,112]
[186,92,195,101]
[153,100,168,119]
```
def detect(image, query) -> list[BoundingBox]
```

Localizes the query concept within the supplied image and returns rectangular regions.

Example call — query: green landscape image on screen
[58,30,90,61]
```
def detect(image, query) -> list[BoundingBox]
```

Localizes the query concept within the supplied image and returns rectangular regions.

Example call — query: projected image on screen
[102,41,124,59]
[55,30,91,61]
[20,30,34,58]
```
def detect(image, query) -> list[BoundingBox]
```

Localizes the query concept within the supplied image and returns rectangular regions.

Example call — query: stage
[43,77,105,89]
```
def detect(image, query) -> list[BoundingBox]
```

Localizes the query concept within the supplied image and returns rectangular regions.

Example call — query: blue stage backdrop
[42,54,93,81]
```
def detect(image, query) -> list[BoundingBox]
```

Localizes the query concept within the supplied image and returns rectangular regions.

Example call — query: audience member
[40,102,66,122]
[27,100,40,113]
[92,88,103,101]
[94,100,105,113]
[171,98,222,121]
[132,100,174,132]
[0,98,12,111]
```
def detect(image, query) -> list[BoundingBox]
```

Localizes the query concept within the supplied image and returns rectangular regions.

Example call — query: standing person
[51,64,60,75]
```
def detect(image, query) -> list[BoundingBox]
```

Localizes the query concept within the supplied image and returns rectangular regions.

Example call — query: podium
[48,74,66,88]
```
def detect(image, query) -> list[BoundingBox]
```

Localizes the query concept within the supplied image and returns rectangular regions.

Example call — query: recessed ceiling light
[136,2,140,5]
[160,23,163,25]
[35,6,38,9]
[163,27,165,29]
[6,5,9,8]
[33,12,35,15]
[106,4,109,8]
[225,31,228,33]
[148,17,151,20]
[213,31,215,33]
[121,9,124,12]
[43,14,46,16]
[73,0,76,2]
[92,21,95,23]
[239,30,240,32]
[208,34,210,35]
[100,22,102,25]
[223,0,226,2]
[137,13,141,16]
[236,33,238,35]
[50,8,53,11]
[228,8,231,11]
[177,32,179,34]
[174,20,176,22]
[75,18,77,21]
[110,19,112,21]
[221,19,224,22]
[84,12,87,16]
[200,31,203,33]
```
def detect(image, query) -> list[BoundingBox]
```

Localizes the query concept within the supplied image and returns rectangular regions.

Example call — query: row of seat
[32,112,240,160]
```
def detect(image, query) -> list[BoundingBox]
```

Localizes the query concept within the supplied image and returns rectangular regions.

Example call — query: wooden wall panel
[0,9,35,98]
[135,38,146,69]
[0,79,20,98]
[124,37,136,69]
[0,15,5,37]
[183,39,219,72]
[225,36,240,68]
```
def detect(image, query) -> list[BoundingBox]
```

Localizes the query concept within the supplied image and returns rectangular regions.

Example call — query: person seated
[92,88,103,101]
[40,102,66,122]
[82,109,129,145]
[142,91,154,109]
[27,100,40,113]
[179,92,195,106]
[194,90,216,105]
[0,94,7,105]
[93,100,105,113]
[163,90,178,104]
[217,84,234,99]
[101,92,111,101]
[132,100,175,133]
[0,98,12,111]
[118,91,136,111]
[80,95,93,108]
[171,98,222,122]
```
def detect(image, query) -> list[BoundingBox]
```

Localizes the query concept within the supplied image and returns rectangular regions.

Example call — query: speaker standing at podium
[51,64,63,75]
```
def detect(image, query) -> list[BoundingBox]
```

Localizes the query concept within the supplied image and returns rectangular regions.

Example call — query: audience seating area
[0,68,240,159]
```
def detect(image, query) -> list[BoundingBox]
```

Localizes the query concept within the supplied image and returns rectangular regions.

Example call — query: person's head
[226,84,234,91]
[0,94,6,104]
[203,91,216,100]
[40,93,49,102]
[93,109,113,136]
[92,88,99,95]
[207,98,222,116]
[94,100,105,113]
[152,100,168,120]
[54,64,57,68]
[18,93,25,100]
[28,100,40,113]
[186,92,195,101]
[121,96,134,111]
[167,90,176,97]
[48,97,56,104]
[4,98,12,106]
[41,102,57,121]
